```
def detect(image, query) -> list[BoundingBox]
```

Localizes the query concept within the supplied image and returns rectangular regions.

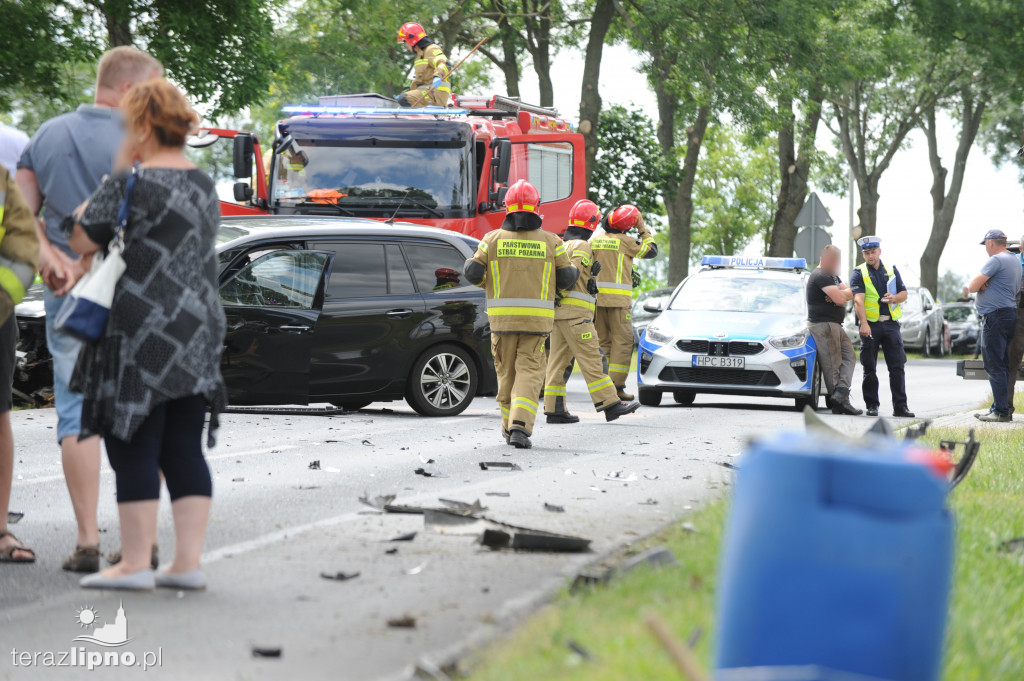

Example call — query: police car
[636,255,825,410]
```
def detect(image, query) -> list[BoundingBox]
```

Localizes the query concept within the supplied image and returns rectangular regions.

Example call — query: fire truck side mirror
[491,138,511,185]
[233,182,254,202]
[232,133,255,179]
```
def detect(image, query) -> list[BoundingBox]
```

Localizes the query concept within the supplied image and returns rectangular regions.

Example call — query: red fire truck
[195,93,586,238]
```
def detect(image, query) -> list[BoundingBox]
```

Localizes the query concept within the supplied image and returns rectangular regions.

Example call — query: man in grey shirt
[969,228,1022,422]
[16,46,162,571]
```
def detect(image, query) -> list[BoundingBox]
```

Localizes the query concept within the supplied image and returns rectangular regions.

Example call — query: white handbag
[53,168,137,341]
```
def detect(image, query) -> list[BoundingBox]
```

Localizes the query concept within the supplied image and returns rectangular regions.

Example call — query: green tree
[691,126,777,262]
[588,105,668,215]
[1,0,279,118]
[936,269,967,303]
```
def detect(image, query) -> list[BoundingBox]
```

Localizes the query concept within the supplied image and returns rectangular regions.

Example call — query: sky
[510,43,1024,289]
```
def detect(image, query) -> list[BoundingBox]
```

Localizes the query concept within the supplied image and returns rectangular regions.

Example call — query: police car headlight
[645,322,674,346]
[769,328,809,349]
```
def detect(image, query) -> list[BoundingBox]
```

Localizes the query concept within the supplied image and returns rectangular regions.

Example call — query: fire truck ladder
[453,94,560,119]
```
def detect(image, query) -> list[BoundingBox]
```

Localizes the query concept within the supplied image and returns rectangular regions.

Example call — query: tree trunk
[487,0,521,97]
[769,88,823,257]
[520,0,554,108]
[578,0,614,189]
[656,77,708,286]
[919,94,986,297]
[102,0,133,47]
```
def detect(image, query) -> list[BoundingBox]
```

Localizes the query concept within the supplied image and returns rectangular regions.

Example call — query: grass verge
[462,396,1024,680]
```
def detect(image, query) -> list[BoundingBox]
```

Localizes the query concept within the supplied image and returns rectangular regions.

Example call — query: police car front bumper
[637,334,816,399]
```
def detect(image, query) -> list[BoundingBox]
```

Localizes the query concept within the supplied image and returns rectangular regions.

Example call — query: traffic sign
[794,226,832,264]
[794,192,833,227]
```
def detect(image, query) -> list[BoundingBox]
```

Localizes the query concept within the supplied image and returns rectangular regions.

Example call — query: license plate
[692,355,745,369]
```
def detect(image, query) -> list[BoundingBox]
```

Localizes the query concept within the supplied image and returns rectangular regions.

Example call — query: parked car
[631,287,674,343]
[942,302,980,354]
[900,287,949,356]
[13,283,51,405]
[15,216,499,416]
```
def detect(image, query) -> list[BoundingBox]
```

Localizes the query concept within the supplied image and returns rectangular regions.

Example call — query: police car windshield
[670,273,805,314]
[271,139,473,217]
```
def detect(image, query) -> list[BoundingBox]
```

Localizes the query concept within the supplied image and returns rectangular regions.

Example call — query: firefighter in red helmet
[592,204,658,400]
[396,22,451,108]
[464,180,578,449]
[543,199,639,424]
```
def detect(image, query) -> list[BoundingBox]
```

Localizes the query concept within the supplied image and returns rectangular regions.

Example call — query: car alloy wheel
[422,352,470,408]
[406,343,479,417]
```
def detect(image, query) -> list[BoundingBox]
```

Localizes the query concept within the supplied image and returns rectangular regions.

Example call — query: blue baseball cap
[857,235,881,250]
[980,229,1006,244]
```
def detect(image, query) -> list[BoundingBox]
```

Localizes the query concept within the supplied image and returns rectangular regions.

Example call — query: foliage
[588,105,669,216]
[0,0,279,119]
[691,125,777,262]
[936,269,967,303]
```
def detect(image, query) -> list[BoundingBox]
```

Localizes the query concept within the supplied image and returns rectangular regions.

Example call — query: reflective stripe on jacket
[0,168,40,325]
[593,230,642,308]
[858,262,902,322]
[411,44,451,93]
[556,238,596,320]
[471,228,572,333]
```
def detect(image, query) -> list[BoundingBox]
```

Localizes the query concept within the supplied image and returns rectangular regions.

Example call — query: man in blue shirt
[969,229,1022,421]
[16,46,162,571]
[850,236,914,418]
[1005,238,1024,413]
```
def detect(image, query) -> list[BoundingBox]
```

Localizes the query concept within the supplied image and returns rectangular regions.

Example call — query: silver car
[899,287,948,356]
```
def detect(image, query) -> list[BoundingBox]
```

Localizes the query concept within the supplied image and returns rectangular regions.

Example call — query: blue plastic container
[714,431,953,681]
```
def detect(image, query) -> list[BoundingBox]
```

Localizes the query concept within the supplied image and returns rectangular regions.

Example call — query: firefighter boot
[602,400,640,422]
[616,386,634,401]
[508,428,532,449]
[546,411,580,424]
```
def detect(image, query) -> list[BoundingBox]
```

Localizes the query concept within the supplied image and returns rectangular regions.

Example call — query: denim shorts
[43,287,84,443]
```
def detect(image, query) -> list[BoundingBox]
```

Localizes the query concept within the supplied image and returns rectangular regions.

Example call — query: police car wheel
[672,390,696,406]
[794,359,822,411]
[405,344,478,417]
[638,387,662,407]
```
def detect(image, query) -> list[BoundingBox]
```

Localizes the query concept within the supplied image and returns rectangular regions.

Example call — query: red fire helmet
[504,180,540,215]
[567,199,601,232]
[397,22,427,47]
[607,204,641,232]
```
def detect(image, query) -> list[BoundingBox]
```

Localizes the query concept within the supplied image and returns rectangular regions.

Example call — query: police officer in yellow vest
[464,180,578,449]
[850,235,914,418]
[396,22,451,108]
[592,204,658,400]
[543,200,639,424]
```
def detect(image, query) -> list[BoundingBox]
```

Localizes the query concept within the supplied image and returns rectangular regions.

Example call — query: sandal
[62,544,100,573]
[0,530,36,563]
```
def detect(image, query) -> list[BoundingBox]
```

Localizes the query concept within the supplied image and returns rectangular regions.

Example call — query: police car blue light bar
[282,105,469,116]
[701,255,807,269]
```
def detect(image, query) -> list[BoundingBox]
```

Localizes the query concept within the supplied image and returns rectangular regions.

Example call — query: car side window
[386,244,417,295]
[220,250,328,310]
[403,242,468,293]
[322,243,388,298]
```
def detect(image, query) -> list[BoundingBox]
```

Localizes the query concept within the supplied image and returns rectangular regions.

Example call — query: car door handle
[279,325,312,333]
[386,309,413,319]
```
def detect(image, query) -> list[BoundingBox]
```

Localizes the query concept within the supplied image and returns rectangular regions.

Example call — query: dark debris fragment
[320,571,360,581]
[387,615,417,629]
[251,646,282,658]
[308,460,321,470]
[543,503,565,513]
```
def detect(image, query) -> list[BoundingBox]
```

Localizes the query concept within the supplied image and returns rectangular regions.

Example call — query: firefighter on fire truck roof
[592,205,659,401]
[396,22,451,108]
[543,199,640,425]
[464,180,579,449]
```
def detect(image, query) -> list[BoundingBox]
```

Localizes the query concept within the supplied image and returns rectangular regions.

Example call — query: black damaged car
[16,217,498,416]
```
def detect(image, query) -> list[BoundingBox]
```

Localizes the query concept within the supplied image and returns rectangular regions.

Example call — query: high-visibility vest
[858,262,902,322]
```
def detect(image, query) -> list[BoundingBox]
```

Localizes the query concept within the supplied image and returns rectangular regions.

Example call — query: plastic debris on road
[251,646,282,658]
[388,531,417,542]
[387,615,417,629]
[7,511,23,524]
[320,571,360,581]
[479,461,522,471]
[543,503,565,513]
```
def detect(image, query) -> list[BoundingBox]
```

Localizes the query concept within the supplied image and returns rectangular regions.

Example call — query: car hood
[651,309,807,341]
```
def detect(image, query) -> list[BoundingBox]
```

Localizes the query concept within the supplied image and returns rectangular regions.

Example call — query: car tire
[638,387,662,407]
[405,344,478,417]
[331,401,372,411]
[795,358,822,411]
[672,390,696,406]
[923,329,931,358]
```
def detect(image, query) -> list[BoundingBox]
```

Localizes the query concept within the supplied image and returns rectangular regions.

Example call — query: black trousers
[859,319,908,410]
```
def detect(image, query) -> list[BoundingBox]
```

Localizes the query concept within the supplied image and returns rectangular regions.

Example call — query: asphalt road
[0,360,992,680]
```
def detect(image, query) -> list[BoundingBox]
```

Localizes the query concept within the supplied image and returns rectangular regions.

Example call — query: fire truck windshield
[271,139,474,218]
